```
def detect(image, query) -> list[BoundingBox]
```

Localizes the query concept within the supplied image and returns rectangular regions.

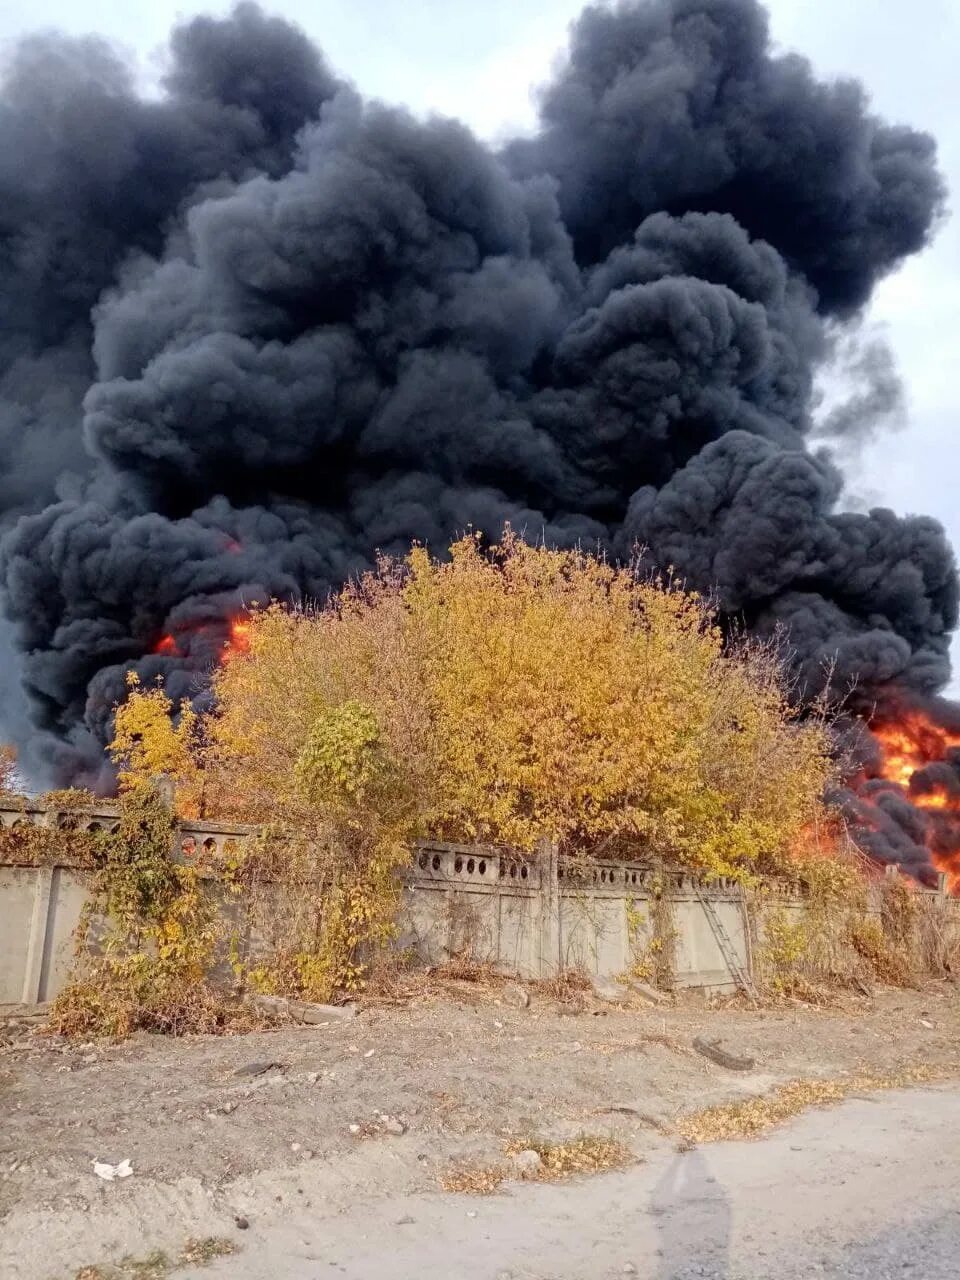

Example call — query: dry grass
[530,970,592,1005]
[74,1238,236,1280]
[75,1254,170,1280]
[179,1238,236,1266]
[362,957,514,1009]
[51,970,270,1042]
[115,1255,169,1280]
[438,1162,508,1194]
[504,1134,633,1182]
[439,1133,632,1195]
[677,1064,948,1144]
[916,894,960,975]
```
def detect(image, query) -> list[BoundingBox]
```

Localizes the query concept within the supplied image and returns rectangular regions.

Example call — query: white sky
[1,0,957,674]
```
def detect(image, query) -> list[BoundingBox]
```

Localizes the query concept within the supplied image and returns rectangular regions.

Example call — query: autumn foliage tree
[109,672,206,817]
[0,745,19,796]
[111,532,836,997]
[190,532,833,868]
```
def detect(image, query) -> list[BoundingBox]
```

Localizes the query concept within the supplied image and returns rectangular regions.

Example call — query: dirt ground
[1,979,958,1280]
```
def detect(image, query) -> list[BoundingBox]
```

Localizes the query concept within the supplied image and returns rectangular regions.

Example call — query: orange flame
[152,633,180,657]
[151,615,251,663]
[222,617,251,662]
[872,712,960,788]
[868,707,960,894]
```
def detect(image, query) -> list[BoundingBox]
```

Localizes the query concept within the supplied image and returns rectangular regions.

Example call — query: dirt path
[180,1084,960,1279]
[1,983,958,1279]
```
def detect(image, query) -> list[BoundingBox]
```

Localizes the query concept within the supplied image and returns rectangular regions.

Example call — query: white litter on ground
[92,1159,133,1181]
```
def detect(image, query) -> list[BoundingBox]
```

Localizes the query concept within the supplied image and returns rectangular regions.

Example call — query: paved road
[185,1085,960,1280]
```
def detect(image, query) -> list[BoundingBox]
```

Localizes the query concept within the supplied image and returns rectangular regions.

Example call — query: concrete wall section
[399,843,543,977]
[671,893,745,989]
[0,865,88,1004]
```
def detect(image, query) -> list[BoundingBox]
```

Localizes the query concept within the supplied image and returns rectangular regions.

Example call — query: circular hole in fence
[181,836,197,859]
[418,852,428,870]
[466,858,475,874]
[86,822,102,833]
[454,856,463,873]
[478,859,487,875]
[202,837,217,855]
[431,854,441,871]
[520,865,528,880]
[510,864,517,879]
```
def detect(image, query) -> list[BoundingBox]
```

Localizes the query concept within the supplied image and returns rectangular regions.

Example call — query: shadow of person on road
[650,1147,732,1279]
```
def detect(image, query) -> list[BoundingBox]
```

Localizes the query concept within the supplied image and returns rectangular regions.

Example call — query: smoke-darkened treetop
[0,0,953,883]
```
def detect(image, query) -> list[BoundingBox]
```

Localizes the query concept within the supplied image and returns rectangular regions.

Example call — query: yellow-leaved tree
[110,531,836,999]
[0,744,19,796]
[398,532,832,870]
[109,672,206,817]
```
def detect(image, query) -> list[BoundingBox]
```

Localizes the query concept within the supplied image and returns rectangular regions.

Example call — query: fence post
[651,857,677,991]
[538,838,560,978]
[21,867,54,1004]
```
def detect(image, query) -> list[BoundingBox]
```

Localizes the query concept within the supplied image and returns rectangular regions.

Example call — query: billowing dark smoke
[0,0,956,881]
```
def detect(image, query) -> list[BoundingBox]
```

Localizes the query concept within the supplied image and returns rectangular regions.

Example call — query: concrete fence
[1,801,921,1006]
[399,839,797,990]
[0,804,255,1006]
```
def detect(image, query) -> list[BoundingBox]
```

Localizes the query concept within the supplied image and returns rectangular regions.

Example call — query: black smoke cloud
[0,0,955,876]
[506,0,944,314]
[0,3,337,509]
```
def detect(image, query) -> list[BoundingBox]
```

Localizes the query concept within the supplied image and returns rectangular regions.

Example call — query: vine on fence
[624,874,677,989]
[0,789,106,869]
[50,783,236,1038]
[0,821,100,869]
[750,850,960,996]
[225,700,415,1003]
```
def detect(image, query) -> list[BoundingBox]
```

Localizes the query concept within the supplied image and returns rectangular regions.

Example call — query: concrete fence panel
[0,804,841,1006]
[0,865,88,1004]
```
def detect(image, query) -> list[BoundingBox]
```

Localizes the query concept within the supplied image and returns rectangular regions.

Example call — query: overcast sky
[1,0,957,673]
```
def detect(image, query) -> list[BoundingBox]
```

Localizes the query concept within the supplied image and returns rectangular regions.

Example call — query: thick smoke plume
[0,0,956,881]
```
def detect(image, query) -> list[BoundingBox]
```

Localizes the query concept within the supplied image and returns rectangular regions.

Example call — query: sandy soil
[181,1085,960,1279]
[1,980,958,1279]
